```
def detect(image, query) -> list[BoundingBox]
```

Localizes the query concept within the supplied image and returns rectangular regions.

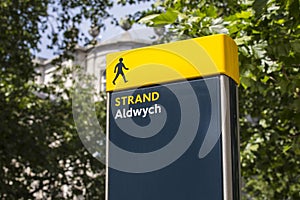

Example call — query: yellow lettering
[152,92,160,101]
[143,93,151,102]
[135,94,142,104]
[115,97,120,106]
[115,91,160,106]
[128,95,134,105]
[121,96,127,105]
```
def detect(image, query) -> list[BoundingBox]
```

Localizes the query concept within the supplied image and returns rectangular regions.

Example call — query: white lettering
[114,109,123,119]
[114,104,162,119]
[155,104,161,113]
[126,107,132,117]
[142,107,149,118]
[148,107,154,114]
[133,108,142,116]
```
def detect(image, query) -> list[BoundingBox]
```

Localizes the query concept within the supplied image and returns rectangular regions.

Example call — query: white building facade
[35,28,159,93]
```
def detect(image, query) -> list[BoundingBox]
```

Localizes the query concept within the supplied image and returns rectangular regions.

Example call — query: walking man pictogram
[113,58,129,85]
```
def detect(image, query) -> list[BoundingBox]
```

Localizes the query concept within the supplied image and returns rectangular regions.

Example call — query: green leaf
[235,36,252,45]
[261,75,270,83]
[288,0,300,19]
[253,0,268,16]
[206,5,217,17]
[291,39,300,53]
[240,77,252,89]
[138,14,160,25]
[283,145,292,153]
[236,11,252,19]
[151,8,179,25]
[250,143,259,151]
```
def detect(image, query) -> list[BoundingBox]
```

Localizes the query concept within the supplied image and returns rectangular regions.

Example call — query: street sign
[106,34,240,200]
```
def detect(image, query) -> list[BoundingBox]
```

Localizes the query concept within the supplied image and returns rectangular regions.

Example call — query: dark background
[108,77,224,200]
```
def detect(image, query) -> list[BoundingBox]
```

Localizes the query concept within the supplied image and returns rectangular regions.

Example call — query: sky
[101,1,153,41]
[37,1,153,59]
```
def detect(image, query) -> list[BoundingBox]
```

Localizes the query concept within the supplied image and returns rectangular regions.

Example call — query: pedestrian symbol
[113,58,129,85]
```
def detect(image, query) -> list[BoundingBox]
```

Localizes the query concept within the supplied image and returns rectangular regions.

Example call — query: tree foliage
[0,0,110,199]
[1,0,299,199]
[136,0,300,199]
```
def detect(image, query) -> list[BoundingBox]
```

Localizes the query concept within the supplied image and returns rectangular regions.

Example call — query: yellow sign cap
[106,34,239,92]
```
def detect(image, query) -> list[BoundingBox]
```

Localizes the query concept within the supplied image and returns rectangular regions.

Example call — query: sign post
[106,34,240,200]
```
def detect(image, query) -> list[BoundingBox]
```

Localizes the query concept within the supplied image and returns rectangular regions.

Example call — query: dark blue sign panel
[107,76,239,199]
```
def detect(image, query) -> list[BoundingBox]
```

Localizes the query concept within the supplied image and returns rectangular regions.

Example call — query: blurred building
[33,25,163,93]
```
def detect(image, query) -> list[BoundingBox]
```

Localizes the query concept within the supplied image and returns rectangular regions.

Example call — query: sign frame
[105,34,240,200]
